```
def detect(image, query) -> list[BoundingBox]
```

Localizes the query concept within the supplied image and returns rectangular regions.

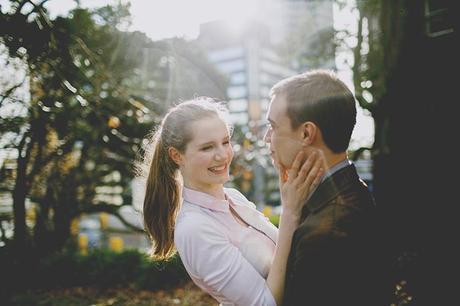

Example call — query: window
[227,86,247,99]
[230,72,246,84]
[216,59,246,74]
[425,0,453,38]
[230,112,248,125]
[208,47,244,62]
[228,99,248,112]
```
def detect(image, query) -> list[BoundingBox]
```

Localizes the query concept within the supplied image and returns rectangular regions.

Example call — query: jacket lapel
[302,164,359,218]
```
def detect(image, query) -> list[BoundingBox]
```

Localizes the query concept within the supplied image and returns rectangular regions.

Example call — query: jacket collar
[302,163,359,217]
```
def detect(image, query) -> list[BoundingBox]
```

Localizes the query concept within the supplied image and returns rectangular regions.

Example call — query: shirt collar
[306,158,351,201]
[321,158,351,183]
[182,186,230,213]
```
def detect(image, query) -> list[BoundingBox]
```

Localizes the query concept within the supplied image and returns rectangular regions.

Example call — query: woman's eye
[223,141,230,145]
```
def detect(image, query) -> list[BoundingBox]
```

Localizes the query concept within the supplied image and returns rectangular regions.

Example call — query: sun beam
[130,0,265,40]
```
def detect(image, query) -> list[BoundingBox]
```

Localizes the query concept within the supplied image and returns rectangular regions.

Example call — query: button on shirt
[174,187,278,306]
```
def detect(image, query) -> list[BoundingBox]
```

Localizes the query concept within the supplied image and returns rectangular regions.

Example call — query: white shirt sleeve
[175,213,276,306]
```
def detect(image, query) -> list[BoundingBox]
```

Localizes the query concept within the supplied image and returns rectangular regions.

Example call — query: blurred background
[0,0,456,305]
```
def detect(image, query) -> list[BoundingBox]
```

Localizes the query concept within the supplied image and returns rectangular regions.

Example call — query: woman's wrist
[280,209,301,225]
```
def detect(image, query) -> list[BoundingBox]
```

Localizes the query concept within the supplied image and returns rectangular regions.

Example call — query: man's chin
[270,156,284,170]
[270,155,277,166]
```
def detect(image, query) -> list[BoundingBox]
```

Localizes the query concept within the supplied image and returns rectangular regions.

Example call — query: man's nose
[263,129,271,144]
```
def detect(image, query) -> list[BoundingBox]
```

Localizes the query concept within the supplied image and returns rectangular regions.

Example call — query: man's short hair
[270,69,357,153]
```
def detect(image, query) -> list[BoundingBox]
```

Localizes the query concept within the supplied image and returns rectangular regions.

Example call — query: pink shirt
[174,187,279,306]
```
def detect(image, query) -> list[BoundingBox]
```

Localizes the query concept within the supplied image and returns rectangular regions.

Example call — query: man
[264,70,391,305]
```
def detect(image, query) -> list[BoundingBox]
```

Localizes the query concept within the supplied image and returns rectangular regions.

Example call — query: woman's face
[178,116,233,193]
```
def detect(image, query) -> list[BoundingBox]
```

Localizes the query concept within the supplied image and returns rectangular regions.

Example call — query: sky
[36,0,264,41]
[0,0,374,149]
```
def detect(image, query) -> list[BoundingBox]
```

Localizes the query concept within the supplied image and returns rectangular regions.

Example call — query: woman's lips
[208,164,227,174]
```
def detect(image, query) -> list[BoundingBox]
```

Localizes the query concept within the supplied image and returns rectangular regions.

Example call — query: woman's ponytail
[142,131,181,260]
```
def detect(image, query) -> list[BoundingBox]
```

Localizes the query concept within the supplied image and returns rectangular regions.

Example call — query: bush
[59,249,188,290]
[78,249,144,288]
[0,245,42,297]
[269,214,280,227]
[136,255,189,290]
[0,246,190,295]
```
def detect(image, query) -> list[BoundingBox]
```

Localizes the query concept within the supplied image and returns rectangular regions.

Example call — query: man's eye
[223,141,230,145]
[201,146,212,151]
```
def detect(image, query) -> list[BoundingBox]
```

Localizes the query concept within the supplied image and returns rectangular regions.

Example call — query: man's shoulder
[295,193,376,247]
[326,171,376,217]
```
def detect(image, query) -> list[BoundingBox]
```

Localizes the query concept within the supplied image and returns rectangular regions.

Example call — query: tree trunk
[372,1,457,304]
[12,132,33,250]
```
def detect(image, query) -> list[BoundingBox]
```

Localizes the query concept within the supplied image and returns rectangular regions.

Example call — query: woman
[141,97,323,305]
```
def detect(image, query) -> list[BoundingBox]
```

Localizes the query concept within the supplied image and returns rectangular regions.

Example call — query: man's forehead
[268,95,287,117]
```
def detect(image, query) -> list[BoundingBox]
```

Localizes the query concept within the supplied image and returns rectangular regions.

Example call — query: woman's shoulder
[224,187,256,209]
[174,204,227,249]
[176,204,212,229]
[176,203,224,235]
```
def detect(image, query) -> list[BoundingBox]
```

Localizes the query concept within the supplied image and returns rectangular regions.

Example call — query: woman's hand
[278,149,325,219]
[266,149,325,305]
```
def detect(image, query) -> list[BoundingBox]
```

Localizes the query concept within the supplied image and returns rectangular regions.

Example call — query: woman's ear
[168,147,182,166]
[301,122,317,147]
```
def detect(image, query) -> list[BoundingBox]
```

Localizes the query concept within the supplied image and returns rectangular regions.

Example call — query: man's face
[264,94,304,169]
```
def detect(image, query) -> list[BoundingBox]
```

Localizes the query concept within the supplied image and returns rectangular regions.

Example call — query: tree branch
[13,0,29,15]
[0,78,26,107]
[78,202,144,233]
[27,135,75,181]
[355,93,376,114]
[24,0,51,19]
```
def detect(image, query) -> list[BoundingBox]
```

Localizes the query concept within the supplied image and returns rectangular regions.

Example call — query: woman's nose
[214,146,227,160]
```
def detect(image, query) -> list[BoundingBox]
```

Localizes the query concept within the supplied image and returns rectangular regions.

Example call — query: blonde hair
[138,97,231,260]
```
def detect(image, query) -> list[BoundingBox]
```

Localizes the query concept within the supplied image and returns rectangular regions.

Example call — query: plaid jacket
[283,164,391,306]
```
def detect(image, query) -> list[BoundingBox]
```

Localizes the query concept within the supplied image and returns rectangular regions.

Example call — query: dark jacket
[283,163,391,306]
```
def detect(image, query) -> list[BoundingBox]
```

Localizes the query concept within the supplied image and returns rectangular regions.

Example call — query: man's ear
[301,122,317,146]
[168,147,183,166]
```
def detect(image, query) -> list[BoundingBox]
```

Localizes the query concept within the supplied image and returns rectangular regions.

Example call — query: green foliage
[47,250,188,290]
[0,247,189,296]
[135,254,189,290]
[228,124,278,206]
[269,214,280,228]
[0,0,227,252]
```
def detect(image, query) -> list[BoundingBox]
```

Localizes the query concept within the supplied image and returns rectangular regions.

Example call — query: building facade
[196,1,336,207]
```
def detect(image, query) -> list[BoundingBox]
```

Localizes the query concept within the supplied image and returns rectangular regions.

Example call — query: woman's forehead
[189,117,230,142]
